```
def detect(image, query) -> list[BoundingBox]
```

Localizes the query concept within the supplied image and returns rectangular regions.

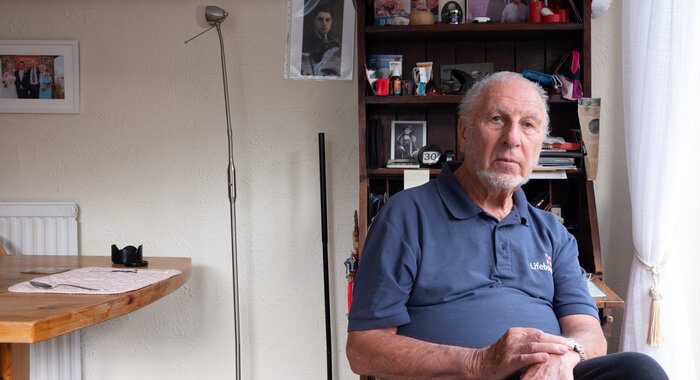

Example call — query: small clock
[418,145,443,168]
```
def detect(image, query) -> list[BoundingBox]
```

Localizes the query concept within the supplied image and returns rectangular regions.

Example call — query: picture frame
[285,0,355,80]
[390,120,427,160]
[467,0,529,23]
[0,40,80,114]
[373,0,410,26]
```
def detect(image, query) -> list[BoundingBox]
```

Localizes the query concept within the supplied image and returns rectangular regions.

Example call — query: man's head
[412,0,428,11]
[313,9,333,37]
[458,71,549,190]
[18,62,25,70]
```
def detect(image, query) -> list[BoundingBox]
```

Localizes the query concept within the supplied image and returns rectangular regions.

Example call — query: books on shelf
[538,156,575,166]
[366,118,384,169]
[537,135,583,174]
[535,165,578,171]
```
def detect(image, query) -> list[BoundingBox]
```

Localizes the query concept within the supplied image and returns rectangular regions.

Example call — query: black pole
[318,133,333,380]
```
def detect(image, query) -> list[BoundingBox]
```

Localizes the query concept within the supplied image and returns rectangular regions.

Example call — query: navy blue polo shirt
[348,163,598,348]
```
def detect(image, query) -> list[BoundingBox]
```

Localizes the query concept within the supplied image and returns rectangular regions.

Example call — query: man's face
[313,11,332,36]
[459,81,546,190]
[413,0,427,10]
[18,62,25,70]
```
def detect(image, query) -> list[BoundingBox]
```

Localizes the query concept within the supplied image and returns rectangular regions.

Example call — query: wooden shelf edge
[366,22,583,35]
[592,278,624,309]
[367,168,441,178]
[365,22,583,42]
[364,94,578,106]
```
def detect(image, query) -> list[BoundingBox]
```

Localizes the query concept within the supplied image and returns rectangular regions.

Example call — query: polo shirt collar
[436,162,531,225]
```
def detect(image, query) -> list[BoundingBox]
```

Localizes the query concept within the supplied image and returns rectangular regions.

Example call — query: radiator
[0,202,81,380]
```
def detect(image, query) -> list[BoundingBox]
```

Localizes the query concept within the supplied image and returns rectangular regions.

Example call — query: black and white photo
[286,0,355,80]
[390,121,427,160]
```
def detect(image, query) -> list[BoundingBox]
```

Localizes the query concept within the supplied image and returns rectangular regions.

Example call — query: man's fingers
[534,332,573,346]
[519,352,550,366]
[528,342,570,355]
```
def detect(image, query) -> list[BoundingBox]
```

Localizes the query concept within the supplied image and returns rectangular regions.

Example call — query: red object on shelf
[375,78,389,96]
[557,9,569,22]
[529,1,544,23]
[543,14,561,23]
[551,142,581,151]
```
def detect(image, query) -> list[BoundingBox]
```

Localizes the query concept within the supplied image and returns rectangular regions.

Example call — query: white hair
[458,71,550,134]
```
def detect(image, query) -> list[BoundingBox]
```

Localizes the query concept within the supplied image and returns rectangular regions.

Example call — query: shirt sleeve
[347,215,419,331]
[551,231,600,320]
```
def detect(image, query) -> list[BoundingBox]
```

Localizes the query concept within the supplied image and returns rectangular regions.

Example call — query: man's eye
[491,116,502,122]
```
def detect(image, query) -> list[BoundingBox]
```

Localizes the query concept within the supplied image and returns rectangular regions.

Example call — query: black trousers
[573,352,668,380]
[508,352,668,380]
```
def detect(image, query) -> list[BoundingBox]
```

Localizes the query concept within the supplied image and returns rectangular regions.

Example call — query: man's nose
[501,122,522,147]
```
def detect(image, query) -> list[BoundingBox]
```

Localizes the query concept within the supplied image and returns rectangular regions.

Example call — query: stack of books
[531,136,583,179]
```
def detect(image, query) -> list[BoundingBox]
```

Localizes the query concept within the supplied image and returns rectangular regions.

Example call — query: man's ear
[457,116,467,150]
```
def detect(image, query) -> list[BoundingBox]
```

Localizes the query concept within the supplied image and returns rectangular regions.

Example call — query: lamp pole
[186,6,241,380]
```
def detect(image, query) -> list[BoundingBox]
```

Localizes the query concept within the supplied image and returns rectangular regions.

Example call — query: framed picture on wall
[390,120,427,160]
[0,40,80,114]
[285,0,356,80]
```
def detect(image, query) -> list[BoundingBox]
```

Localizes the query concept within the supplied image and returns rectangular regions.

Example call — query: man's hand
[520,349,580,380]
[469,327,572,379]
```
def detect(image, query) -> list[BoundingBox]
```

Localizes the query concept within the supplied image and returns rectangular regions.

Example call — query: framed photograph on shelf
[467,0,529,23]
[0,40,80,114]
[285,0,355,80]
[390,120,427,160]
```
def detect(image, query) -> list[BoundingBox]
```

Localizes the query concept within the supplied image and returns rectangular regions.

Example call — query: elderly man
[346,72,667,379]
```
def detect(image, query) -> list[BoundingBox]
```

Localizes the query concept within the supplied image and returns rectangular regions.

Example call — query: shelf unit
[354,1,622,366]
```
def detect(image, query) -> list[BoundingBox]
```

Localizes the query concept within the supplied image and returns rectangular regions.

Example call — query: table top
[0,255,191,343]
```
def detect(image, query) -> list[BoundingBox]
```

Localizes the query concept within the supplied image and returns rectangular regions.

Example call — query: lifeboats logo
[530,254,552,273]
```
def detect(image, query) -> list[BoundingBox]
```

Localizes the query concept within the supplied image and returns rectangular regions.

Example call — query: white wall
[590,0,629,352]
[1,0,357,379]
[1,0,697,379]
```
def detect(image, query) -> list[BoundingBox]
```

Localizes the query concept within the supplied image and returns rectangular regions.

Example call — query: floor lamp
[185,6,241,380]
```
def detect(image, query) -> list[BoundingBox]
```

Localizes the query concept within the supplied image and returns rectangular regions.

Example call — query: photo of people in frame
[467,0,529,23]
[300,0,344,77]
[391,121,427,160]
[0,55,64,100]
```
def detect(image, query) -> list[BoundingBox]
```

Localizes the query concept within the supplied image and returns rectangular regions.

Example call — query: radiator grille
[0,202,81,380]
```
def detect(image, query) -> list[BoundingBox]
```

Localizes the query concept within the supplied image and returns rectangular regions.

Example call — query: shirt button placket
[494,226,511,272]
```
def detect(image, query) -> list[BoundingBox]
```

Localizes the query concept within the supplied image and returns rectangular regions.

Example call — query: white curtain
[620,1,700,378]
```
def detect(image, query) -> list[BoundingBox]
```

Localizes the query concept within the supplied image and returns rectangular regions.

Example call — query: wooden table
[0,255,191,380]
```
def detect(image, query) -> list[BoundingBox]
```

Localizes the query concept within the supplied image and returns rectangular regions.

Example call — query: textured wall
[2,0,695,379]
[0,0,357,379]
[590,1,629,351]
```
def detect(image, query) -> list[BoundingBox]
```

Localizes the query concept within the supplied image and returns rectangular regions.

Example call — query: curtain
[619,1,700,378]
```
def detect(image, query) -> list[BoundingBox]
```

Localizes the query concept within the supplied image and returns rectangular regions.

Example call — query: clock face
[418,145,443,167]
[421,150,441,164]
